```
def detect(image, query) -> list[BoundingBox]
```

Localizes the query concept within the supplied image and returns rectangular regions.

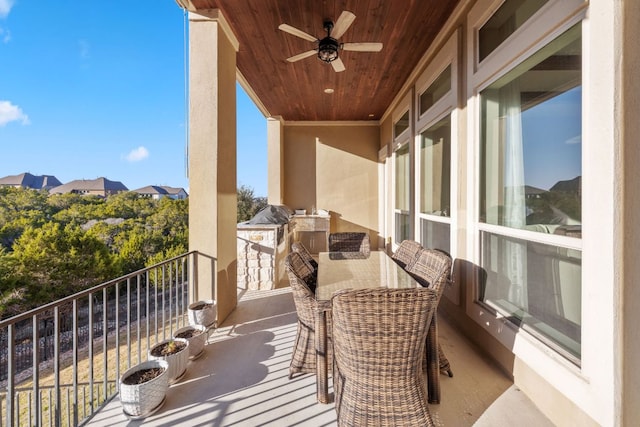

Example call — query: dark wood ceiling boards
[188,0,461,121]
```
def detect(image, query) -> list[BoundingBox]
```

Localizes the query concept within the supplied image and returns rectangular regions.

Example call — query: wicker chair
[405,248,454,404]
[291,241,318,271]
[284,251,327,379]
[331,288,438,427]
[391,239,423,269]
[328,232,371,255]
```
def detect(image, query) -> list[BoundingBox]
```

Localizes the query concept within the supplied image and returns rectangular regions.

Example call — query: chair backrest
[284,251,317,326]
[331,287,438,425]
[328,232,371,255]
[291,241,318,269]
[391,240,423,269]
[405,248,452,297]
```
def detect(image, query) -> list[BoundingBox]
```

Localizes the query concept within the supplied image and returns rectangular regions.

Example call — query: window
[394,111,410,138]
[394,144,410,243]
[478,23,582,361]
[419,116,451,252]
[419,65,452,115]
[479,0,549,61]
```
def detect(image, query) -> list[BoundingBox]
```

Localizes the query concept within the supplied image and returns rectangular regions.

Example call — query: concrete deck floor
[87,287,554,426]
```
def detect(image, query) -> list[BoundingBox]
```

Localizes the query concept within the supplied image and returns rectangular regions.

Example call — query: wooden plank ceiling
[185,0,461,121]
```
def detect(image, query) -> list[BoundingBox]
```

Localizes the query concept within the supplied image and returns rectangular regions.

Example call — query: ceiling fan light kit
[317,22,339,63]
[279,11,382,72]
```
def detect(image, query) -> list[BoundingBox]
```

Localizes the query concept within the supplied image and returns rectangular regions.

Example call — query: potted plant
[148,338,190,384]
[187,299,217,328]
[119,359,169,419]
[173,324,208,360]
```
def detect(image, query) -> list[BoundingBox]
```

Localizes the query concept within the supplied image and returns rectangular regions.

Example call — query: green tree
[237,185,267,222]
[0,187,52,249]
[9,223,118,305]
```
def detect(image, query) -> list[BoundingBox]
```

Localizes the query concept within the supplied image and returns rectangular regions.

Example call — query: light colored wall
[283,123,380,248]
[188,10,238,324]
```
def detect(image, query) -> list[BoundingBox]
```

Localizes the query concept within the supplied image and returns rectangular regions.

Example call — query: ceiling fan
[278,11,383,73]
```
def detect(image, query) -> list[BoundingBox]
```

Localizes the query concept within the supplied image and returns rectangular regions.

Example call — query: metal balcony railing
[0,251,206,426]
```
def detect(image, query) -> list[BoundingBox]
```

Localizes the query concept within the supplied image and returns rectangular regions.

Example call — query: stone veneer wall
[237,224,289,290]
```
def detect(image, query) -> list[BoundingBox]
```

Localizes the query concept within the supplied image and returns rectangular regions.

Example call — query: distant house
[49,177,128,197]
[524,185,547,199]
[132,185,188,200]
[0,172,62,190]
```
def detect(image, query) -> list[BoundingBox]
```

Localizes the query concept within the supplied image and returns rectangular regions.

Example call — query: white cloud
[0,27,10,43]
[0,100,29,127]
[125,146,150,162]
[0,0,15,19]
[565,135,581,145]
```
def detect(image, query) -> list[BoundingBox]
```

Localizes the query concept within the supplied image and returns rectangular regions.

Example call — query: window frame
[414,32,459,260]
[391,92,413,246]
[466,0,587,371]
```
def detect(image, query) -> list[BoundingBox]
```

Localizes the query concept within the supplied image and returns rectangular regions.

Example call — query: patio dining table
[315,250,421,404]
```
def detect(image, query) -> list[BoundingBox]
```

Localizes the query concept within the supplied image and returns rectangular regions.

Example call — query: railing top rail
[0,250,198,328]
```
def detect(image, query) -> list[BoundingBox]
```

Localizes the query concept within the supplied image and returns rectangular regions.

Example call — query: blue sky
[0,0,268,196]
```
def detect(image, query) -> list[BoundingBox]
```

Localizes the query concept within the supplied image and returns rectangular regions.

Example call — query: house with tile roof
[131,185,188,200]
[0,172,62,190]
[49,177,128,197]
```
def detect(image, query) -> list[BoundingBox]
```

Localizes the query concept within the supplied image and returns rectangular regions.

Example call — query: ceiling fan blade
[331,11,356,39]
[278,24,318,42]
[287,50,317,62]
[342,42,383,52]
[331,57,345,72]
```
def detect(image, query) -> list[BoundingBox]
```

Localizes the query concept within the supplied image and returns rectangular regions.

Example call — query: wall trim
[284,120,380,127]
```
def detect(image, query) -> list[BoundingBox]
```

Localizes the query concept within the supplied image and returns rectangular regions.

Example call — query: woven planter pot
[173,325,208,360]
[187,299,217,328]
[119,359,169,419]
[148,338,190,384]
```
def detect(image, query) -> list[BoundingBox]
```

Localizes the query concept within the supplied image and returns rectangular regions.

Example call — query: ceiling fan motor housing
[318,36,339,62]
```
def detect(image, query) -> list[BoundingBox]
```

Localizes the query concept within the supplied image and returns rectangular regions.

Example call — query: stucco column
[267,116,285,205]
[188,10,238,323]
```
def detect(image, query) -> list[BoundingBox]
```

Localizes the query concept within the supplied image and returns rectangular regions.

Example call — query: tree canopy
[0,187,187,318]
[0,185,264,319]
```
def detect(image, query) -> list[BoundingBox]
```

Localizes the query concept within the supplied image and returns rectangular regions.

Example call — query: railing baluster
[154,267,159,343]
[32,315,40,426]
[103,287,109,405]
[162,265,166,341]
[88,294,94,412]
[67,388,71,427]
[72,300,78,427]
[136,274,142,364]
[54,306,61,426]
[115,282,120,391]
[126,277,131,368]
[169,262,180,336]
[6,324,14,427]
[146,269,150,357]
[181,257,186,327]
[48,388,52,427]
[14,391,19,427]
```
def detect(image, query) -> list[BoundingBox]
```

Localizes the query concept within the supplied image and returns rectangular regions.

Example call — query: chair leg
[426,321,440,404]
[438,343,453,377]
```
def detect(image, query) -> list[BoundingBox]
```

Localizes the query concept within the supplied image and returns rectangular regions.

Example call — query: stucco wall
[283,124,380,248]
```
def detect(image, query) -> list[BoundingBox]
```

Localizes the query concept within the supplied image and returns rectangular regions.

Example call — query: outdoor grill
[237,205,293,290]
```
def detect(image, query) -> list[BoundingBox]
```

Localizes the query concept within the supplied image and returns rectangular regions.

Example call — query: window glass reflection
[480,24,582,238]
